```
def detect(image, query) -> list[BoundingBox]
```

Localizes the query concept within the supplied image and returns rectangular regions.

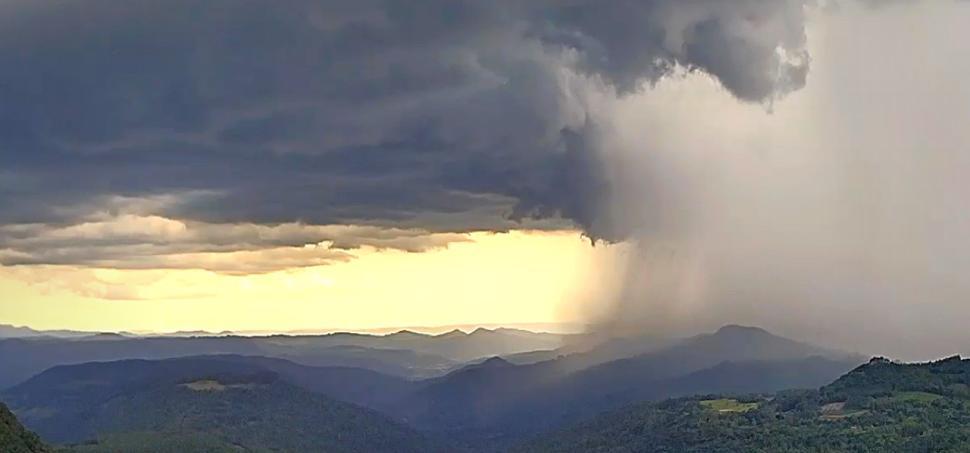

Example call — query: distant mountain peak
[689,325,856,364]
[480,356,512,367]
[493,327,519,333]
[435,329,466,338]
[77,332,128,341]
[388,329,428,338]
[450,356,514,375]
[714,325,772,337]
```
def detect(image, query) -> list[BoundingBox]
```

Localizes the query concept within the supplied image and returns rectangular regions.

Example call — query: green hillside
[60,432,240,453]
[11,367,444,453]
[523,356,970,452]
[0,402,50,453]
[82,377,439,453]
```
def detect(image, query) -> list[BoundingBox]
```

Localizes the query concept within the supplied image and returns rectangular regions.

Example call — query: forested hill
[523,356,970,452]
[2,358,445,453]
[58,375,444,453]
[0,402,49,453]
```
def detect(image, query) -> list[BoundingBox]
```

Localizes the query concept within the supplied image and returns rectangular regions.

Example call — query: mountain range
[3,346,966,452]
[0,327,568,389]
[0,325,868,451]
[388,325,861,447]
[0,325,93,340]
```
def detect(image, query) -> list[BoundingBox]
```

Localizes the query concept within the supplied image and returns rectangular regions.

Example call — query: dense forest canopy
[525,356,970,452]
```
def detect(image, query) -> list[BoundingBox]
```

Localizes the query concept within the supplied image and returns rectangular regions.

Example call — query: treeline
[524,356,970,452]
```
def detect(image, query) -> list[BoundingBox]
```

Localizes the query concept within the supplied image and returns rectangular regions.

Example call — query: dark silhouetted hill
[0,401,50,453]
[2,357,441,452]
[69,375,441,453]
[2,355,419,444]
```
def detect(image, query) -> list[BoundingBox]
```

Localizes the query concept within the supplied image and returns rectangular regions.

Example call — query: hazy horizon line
[1,320,590,337]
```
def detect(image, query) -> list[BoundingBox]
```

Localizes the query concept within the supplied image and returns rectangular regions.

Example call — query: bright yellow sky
[0,231,619,333]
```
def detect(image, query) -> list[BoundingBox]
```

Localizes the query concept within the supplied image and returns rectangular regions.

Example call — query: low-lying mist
[576,2,970,361]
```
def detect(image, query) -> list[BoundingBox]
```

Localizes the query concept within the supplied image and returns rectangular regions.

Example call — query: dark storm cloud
[0,0,811,268]
[539,0,809,100]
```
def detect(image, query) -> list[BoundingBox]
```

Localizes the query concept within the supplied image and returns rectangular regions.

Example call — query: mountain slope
[208,355,417,409]
[1,355,418,443]
[0,336,455,389]
[71,375,441,453]
[2,358,441,452]
[392,326,859,446]
[656,356,860,396]
[0,402,50,453]
[65,431,242,453]
[570,325,853,385]
[523,356,970,452]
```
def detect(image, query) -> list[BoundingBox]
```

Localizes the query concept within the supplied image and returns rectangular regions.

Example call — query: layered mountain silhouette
[1,325,864,451]
[0,324,93,340]
[390,325,860,446]
[0,327,567,389]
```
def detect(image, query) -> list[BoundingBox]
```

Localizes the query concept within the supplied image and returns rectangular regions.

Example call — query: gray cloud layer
[0,0,811,269]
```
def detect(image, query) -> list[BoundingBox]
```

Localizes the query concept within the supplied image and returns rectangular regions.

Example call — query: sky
[2,1,970,360]
[0,231,614,333]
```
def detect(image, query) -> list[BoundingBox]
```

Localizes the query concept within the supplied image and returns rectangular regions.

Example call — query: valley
[0,325,869,452]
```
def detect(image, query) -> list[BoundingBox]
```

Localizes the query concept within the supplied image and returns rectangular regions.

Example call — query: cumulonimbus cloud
[0,0,812,271]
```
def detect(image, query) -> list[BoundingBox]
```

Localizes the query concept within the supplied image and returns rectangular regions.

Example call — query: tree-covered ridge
[60,432,240,453]
[821,356,970,404]
[523,356,970,452]
[50,372,445,453]
[2,359,443,453]
[0,402,50,453]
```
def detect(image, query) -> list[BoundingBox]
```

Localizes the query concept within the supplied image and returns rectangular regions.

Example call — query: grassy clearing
[818,401,869,420]
[182,380,226,391]
[820,410,868,421]
[889,391,942,403]
[820,402,845,414]
[700,399,758,413]
[180,380,259,392]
